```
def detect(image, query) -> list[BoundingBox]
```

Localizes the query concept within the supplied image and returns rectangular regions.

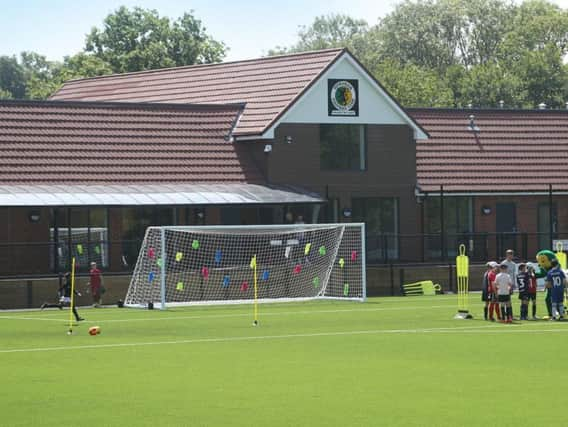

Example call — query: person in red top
[487,261,500,321]
[88,261,104,307]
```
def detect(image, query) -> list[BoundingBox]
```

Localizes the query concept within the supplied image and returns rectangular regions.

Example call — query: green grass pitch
[1,294,566,426]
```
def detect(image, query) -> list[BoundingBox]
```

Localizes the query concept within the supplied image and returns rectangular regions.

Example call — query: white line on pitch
[0,324,504,354]
[0,304,456,324]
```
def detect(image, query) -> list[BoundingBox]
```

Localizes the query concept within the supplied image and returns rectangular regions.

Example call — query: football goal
[125,223,366,308]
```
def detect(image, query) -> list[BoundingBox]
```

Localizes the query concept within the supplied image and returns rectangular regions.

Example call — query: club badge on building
[328,79,359,116]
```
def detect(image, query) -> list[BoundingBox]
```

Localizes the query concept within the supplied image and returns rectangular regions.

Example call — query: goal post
[125,223,366,309]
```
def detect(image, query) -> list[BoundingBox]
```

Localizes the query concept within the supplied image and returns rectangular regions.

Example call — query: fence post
[448,264,454,293]
[390,263,394,296]
[26,280,33,308]
[399,268,405,296]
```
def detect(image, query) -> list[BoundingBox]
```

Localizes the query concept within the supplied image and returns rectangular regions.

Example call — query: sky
[1,0,568,63]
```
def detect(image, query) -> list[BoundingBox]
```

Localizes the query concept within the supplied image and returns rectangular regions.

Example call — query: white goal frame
[125,223,366,309]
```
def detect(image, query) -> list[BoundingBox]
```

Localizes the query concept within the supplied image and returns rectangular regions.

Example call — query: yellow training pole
[556,242,568,306]
[455,244,472,319]
[251,255,258,326]
[68,257,76,335]
[556,241,567,269]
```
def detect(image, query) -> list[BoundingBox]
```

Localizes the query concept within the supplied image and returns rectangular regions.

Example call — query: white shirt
[495,272,512,295]
[500,259,517,289]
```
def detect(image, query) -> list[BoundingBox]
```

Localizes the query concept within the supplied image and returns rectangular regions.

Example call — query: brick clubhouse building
[1,47,568,282]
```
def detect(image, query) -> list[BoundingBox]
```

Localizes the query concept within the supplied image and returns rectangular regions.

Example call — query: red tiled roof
[409,108,568,193]
[50,49,345,137]
[0,100,264,184]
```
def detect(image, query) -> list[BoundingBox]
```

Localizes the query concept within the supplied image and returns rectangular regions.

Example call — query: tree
[268,14,369,55]
[85,6,226,73]
[374,60,454,107]
[0,56,26,99]
[375,0,514,70]
[28,53,114,99]
[455,62,526,108]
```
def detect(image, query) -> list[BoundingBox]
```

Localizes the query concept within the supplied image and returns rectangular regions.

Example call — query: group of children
[482,249,567,322]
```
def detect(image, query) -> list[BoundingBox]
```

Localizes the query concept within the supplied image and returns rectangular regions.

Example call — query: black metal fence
[365,231,566,265]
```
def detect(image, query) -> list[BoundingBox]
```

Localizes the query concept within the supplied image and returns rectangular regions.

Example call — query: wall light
[264,144,272,153]
[28,210,41,223]
[481,206,492,215]
[285,135,293,144]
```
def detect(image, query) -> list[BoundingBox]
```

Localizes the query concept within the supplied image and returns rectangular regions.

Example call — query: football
[88,326,101,336]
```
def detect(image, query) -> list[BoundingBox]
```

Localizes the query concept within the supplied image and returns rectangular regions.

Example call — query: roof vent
[538,102,547,110]
[467,103,473,109]
[565,102,568,110]
[499,100,504,108]
[468,114,480,133]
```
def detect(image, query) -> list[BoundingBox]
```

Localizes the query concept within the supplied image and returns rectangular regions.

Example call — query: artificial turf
[0,294,566,426]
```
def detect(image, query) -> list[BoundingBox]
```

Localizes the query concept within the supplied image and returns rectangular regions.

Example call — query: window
[121,207,174,268]
[320,124,366,171]
[50,208,109,272]
[352,197,398,261]
[424,197,473,259]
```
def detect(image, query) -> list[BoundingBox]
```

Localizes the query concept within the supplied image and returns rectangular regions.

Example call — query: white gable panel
[270,54,427,140]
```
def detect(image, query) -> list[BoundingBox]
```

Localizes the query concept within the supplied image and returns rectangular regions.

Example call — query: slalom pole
[68,257,76,335]
[251,255,258,326]
[454,244,472,319]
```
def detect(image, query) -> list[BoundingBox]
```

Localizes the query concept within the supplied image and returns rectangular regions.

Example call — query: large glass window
[121,207,175,269]
[352,197,398,261]
[424,197,473,259]
[50,207,109,272]
[320,124,366,171]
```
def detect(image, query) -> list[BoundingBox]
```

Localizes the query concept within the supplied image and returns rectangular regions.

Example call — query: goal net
[125,223,366,308]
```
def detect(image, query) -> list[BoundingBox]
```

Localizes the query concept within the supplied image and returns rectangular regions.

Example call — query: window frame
[319,124,367,172]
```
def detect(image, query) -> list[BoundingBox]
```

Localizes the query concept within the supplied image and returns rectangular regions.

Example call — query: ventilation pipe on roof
[468,114,480,133]
[499,100,504,109]
[538,102,547,110]
[467,103,473,109]
[565,102,568,110]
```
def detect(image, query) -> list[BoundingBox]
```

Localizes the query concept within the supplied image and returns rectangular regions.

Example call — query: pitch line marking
[0,304,455,324]
[0,324,511,354]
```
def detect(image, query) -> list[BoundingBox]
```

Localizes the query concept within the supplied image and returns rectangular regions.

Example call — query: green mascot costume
[535,249,556,318]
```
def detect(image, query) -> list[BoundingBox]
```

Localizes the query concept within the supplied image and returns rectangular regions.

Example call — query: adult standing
[501,249,517,292]
[88,262,104,307]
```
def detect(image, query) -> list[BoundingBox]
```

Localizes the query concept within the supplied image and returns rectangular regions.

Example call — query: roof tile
[0,100,264,185]
[409,108,568,193]
[51,49,344,136]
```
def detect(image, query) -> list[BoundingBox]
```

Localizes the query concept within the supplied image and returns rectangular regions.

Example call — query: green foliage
[0,88,12,99]
[374,60,454,107]
[85,6,226,73]
[0,56,26,99]
[0,7,224,99]
[271,0,568,109]
[268,14,369,55]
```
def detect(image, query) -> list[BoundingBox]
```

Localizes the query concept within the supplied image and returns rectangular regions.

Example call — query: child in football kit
[516,263,530,320]
[495,263,513,323]
[487,262,501,321]
[545,259,567,320]
[41,272,84,321]
[481,262,493,320]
